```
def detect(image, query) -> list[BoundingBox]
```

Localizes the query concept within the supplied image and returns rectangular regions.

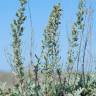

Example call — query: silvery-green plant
[11,0,27,95]
[11,0,27,81]
[41,3,62,95]
[66,0,85,87]
[0,82,7,96]
[0,0,96,96]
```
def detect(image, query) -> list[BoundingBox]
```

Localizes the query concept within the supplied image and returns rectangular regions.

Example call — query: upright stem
[11,0,27,95]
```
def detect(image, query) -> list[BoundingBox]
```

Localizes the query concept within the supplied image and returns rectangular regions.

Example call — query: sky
[0,0,96,72]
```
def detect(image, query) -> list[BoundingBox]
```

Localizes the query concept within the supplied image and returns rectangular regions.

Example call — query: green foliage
[66,0,85,87]
[41,3,62,72]
[10,0,27,95]
[41,3,62,95]
[11,0,27,82]
[0,0,96,96]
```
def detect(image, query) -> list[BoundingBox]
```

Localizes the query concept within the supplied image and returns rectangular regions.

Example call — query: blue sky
[0,0,96,72]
